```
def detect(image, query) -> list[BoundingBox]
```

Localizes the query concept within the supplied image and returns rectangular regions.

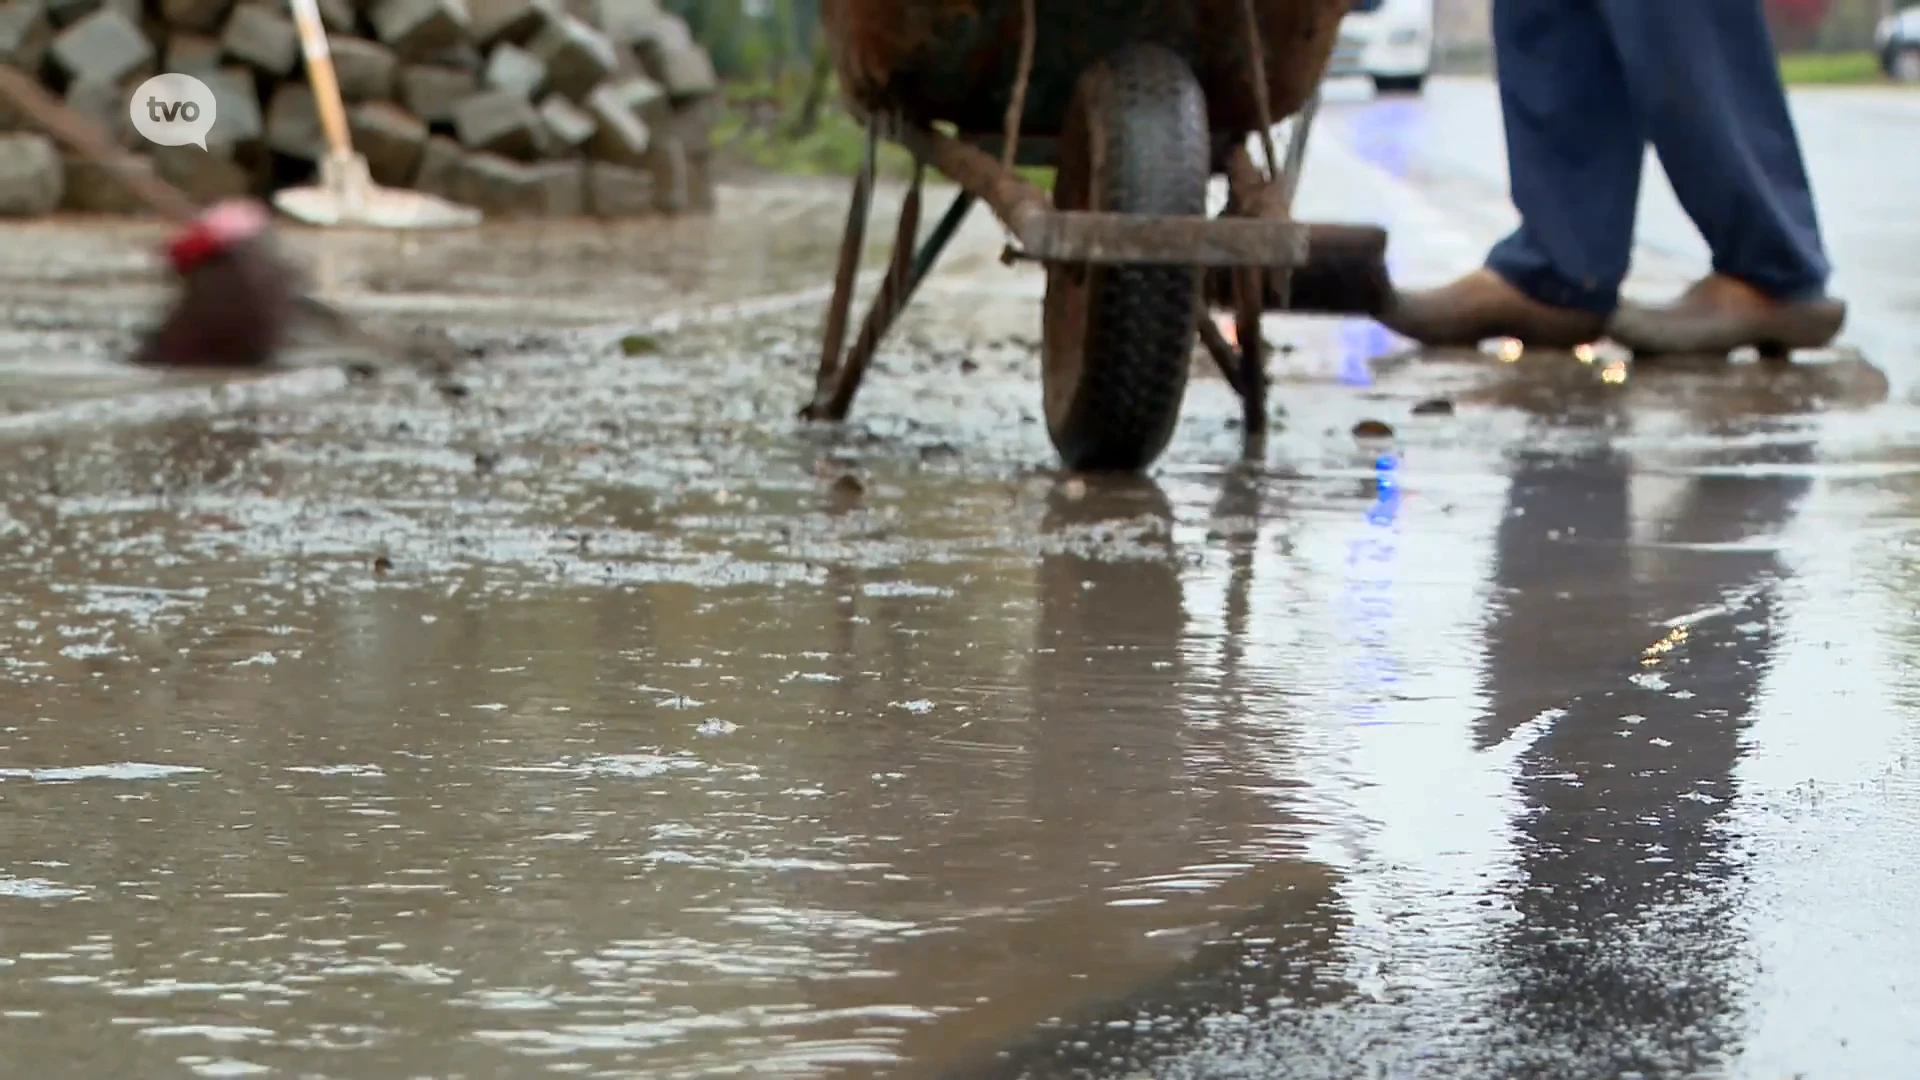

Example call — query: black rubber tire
[1041,43,1209,473]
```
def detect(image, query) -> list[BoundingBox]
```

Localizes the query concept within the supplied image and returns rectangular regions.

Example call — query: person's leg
[1381,0,1643,348]
[1601,0,1845,353]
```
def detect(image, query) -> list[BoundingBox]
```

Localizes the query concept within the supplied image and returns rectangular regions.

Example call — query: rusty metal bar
[810,161,929,422]
[897,123,1310,269]
[1233,266,1269,434]
[807,126,878,412]
[1196,309,1248,398]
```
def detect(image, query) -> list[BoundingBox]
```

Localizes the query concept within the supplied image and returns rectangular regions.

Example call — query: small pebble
[1411,398,1455,416]
[1352,419,1395,439]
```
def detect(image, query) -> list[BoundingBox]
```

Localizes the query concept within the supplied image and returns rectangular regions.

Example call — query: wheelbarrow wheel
[1042,43,1210,472]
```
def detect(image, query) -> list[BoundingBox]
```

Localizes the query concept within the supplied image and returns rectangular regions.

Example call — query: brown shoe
[1607,273,1846,355]
[1378,268,1606,349]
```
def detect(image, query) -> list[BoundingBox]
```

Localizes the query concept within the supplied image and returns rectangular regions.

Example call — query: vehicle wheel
[1892,46,1920,82]
[1041,43,1209,473]
[1372,73,1427,95]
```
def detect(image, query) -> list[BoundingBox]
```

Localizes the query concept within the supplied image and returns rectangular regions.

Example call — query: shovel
[272,0,482,228]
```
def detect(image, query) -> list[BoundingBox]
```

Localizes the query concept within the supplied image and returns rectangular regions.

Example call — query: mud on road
[4,88,1920,1080]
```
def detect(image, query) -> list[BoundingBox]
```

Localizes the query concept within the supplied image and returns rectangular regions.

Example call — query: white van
[1327,0,1435,95]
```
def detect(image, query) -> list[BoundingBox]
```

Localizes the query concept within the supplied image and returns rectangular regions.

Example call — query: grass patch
[1779,50,1884,85]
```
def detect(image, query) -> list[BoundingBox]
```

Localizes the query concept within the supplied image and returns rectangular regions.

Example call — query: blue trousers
[1485,0,1833,315]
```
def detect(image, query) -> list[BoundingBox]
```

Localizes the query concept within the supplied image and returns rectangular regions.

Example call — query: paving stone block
[536,91,592,155]
[645,130,684,213]
[265,80,324,158]
[348,99,428,185]
[152,141,253,201]
[44,0,103,28]
[584,159,650,217]
[163,31,222,73]
[668,93,717,152]
[483,40,545,99]
[451,86,541,159]
[60,152,156,213]
[582,77,647,164]
[219,2,297,75]
[318,0,354,33]
[466,0,551,44]
[203,65,264,150]
[65,76,140,148]
[445,148,550,216]
[0,132,63,216]
[331,36,399,101]
[50,8,152,84]
[410,131,462,196]
[369,0,470,61]
[159,0,232,32]
[634,12,712,99]
[599,69,666,126]
[417,40,482,69]
[526,157,582,215]
[398,62,477,123]
[526,12,616,100]
[0,0,53,71]
[591,0,660,46]
[682,148,713,214]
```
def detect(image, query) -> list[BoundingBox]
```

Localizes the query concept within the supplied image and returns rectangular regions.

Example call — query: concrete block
[203,65,264,150]
[526,12,615,100]
[218,2,297,75]
[668,93,717,152]
[43,0,101,28]
[417,41,481,69]
[645,130,684,213]
[163,31,222,73]
[682,148,712,214]
[398,63,477,123]
[597,70,666,126]
[50,8,152,84]
[331,36,399,101]
[348,100,428,185]
[526,157,581,215]
[466,0,551,44]
[635,12,712,99]
[60,152,155,213]
[65,77,140,149]
[0,0,53,71]
[584,160,649,217]
[483,40,543,99]
[0,132,63,216]
[582,78,647,165]
[451,87,541,159]
[265,80,324,158]
[591,0,660,46]
[536,92,592,155]
[318,0,354,33]
[152,141,253,201]
[410,131,461,196]
[369,0,472,61]
[445,149,550,216]
[159,0,232,33]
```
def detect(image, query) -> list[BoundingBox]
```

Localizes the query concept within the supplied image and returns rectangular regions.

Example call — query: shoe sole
[1606,299,1848,357]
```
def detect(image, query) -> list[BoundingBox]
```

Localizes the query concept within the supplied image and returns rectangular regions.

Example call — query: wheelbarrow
[799,0,1395,472]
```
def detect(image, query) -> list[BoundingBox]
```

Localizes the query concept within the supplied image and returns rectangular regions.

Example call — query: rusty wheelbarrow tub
[800,0,1395,472]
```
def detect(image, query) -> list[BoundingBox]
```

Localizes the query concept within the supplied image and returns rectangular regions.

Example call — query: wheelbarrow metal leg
[811,161,968,422]
[803,125,878,418]
[1233,267,1269,435]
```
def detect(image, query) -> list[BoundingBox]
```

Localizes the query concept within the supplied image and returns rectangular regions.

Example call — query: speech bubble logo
[129,72,218,150]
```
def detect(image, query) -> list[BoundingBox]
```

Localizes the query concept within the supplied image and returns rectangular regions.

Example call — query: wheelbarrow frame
[800,9,1373,465]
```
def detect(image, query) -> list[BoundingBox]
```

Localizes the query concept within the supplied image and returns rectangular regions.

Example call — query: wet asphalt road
[2,77,1919,1079]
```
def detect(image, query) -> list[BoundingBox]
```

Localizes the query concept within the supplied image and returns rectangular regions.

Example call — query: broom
[0,64,363,369]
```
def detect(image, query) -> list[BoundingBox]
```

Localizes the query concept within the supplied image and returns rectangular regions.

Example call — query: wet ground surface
[3,78,1919,1079]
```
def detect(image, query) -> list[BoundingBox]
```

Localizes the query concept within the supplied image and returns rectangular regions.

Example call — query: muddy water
[4,93,1920,1079]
